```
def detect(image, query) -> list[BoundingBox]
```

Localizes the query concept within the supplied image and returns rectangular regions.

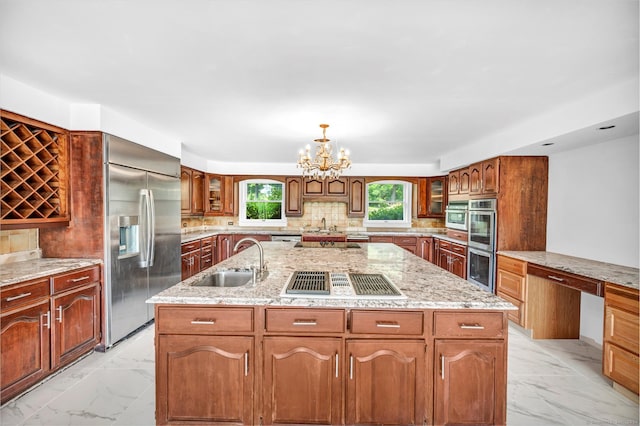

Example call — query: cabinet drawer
[433,311,505,338]
[200,236,214,248]
[605,306,639,354]
[157,306,254,334]
[1,278,50,311]
[200,255,213,270]
[52,266,100,294]
[496,269,525,300]
[528,264,603,297]
[393,236,417,246]
[449,243,466,255]
[605,284,639,315]
[201,244,213,256]
[497,255,526,276]
[350,310,423,335]
[604,342,639,394]
[181,240,201,254]
[496,291,524,326]
[265,308,345,333]
[369,236,394,243]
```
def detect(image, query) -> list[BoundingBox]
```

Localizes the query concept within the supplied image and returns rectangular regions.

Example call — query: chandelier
[297,124,351,180]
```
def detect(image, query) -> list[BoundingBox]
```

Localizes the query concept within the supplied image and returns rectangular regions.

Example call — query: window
[239,179,287,227]
[363,180,412,228]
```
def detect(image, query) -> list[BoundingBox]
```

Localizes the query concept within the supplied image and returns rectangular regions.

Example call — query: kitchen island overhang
[149,242,515,426]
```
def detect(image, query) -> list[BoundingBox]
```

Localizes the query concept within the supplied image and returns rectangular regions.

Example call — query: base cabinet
[156,335,254,425]
[263,337,342,425]
[346,340,425,426]
[434,340,506,426]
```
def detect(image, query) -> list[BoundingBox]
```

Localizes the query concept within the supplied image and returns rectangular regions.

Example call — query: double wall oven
[467,199,497,293]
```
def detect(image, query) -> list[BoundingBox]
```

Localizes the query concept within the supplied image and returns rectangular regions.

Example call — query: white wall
[546,134,639,344]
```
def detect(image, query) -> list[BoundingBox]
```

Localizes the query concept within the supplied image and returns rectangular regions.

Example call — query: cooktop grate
[350,273,401,296]
[285,271,330,295]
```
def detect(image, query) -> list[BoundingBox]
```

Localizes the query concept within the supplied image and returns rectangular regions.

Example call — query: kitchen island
[149,242,515,425]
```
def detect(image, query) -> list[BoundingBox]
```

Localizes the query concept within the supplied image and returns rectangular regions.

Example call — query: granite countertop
[149,241,515,310]
[181,228,447,243]
[0,258,103,288]
[498,251,639,290]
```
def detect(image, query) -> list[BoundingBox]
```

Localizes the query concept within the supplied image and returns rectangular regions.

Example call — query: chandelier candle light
[297,124,351,180]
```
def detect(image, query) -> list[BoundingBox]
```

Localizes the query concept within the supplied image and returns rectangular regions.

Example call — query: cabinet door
[427,176,446,217]
[418,237,433,263]
[348,177,365,217]
[180,167,192,214]
[51,284,100,369]
[285,177,303,217]
[482,158,499,194]
[191,170,205,214]
[303,178,324,196]
[156,335,253,425]
[469,162,482,195]
[346,340,425,425]
[417,178,429,217]
[449,252,467,279]
[459,169,470,194]
[217,234,233,261]
[263,337,342,425]
[0,300,51,404]
[204,174,223,215]
[448,171,460,195]
[326,178,347,196]
[434,340,506,426]
[223,176,234,215]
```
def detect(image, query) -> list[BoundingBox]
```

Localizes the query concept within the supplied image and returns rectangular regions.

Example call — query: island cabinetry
[418,176,447,218]
[603,283,639,395]
[496,254,527,326]
[155,306,255,425]
[0,278,51,404]
[180,166,205,215]
[181,240,201,280]
[432,311,507,426]
[435,239,467,279]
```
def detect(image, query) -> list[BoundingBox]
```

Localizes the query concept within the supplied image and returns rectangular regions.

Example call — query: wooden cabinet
[284,177,303,217]
[263,337,342,425]
[393,236,418,254]
[418,237,433,263]
[156,334,254,425]
[348,177,365,217]
[217,234,233,263]
[433,311,507,426]
[448,168,470,197]
[0,279,51,403]
[302,178,348,198]
[469,158,499,197]
[0,265,101,404]
[204,173,234,216]
[200,236,215,271]
[418,176,447,218]
[435,238,467,279]
[346,340,426,425]
[181,240,201,280]
[180,166,205,215]
[496,254,527,326]
[604,283,639,395]
[1,110,70,229]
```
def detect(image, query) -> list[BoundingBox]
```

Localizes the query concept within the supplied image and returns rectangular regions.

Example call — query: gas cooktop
[280,271,406,299]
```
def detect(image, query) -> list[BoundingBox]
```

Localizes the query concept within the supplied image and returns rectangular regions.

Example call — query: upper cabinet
[180,166,204,215]
[284,176,364,217]
[285,177,303,217]
[448,168,469,198]
[1,111,71,229]
[302,178,348,198]
[204,174,234,216]
[469,158,499,197]
[418,176,447,218]
[347,177,365,218]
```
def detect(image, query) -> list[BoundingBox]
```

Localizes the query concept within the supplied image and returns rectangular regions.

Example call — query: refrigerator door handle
[148,189,156,267]
[139,189,152,268]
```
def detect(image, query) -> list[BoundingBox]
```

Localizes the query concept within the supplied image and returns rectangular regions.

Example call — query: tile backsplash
[0,229,38,254]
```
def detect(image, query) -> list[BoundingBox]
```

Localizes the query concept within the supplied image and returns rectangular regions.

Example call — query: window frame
[238,179,287,227]
[363,180,412,228]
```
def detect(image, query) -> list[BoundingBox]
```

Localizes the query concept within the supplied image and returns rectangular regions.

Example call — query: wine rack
[1,111,70,228]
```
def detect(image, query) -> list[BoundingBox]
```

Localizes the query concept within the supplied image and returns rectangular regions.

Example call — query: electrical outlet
[227,221,234,225]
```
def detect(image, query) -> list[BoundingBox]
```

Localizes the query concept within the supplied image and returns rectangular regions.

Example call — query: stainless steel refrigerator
[103,134,181,347]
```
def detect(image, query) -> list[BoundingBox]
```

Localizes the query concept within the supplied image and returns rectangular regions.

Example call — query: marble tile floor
[1,323,638,426]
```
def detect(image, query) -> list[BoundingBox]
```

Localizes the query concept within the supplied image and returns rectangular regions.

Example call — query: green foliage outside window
[367,183,405,221]
[245,183,283,220]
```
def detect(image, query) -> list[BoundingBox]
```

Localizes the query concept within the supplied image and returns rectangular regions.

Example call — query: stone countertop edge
[181,228,447,243]
[150,241,516,311]
[0,258,103,288]
[498,251,639,290]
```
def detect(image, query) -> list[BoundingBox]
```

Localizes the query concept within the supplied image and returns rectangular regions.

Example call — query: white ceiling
[1,0,638,173]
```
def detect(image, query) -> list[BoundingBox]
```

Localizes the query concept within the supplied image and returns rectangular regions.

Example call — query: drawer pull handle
[293,320,317,326]
[70,275,91,283]
[349,355,354,380]
[547,275,565,282]
[191,319,216,325]
[42,311,50,329]
[6,292,32,302]
[459,323,485,330]
[376,321,401,328]
[335,353,339,378]
[244,352,249,377]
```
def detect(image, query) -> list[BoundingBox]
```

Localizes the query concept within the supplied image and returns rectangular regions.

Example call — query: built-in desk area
[496,251,639,397]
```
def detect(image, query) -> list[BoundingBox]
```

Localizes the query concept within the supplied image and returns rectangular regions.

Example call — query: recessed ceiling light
[598,125,616,130]
[541,142,554,146]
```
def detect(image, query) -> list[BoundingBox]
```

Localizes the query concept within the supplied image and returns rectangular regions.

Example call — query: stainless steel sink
[192,269,254,287]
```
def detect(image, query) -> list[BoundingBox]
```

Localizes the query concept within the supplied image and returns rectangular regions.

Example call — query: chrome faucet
[233,237,265,281]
